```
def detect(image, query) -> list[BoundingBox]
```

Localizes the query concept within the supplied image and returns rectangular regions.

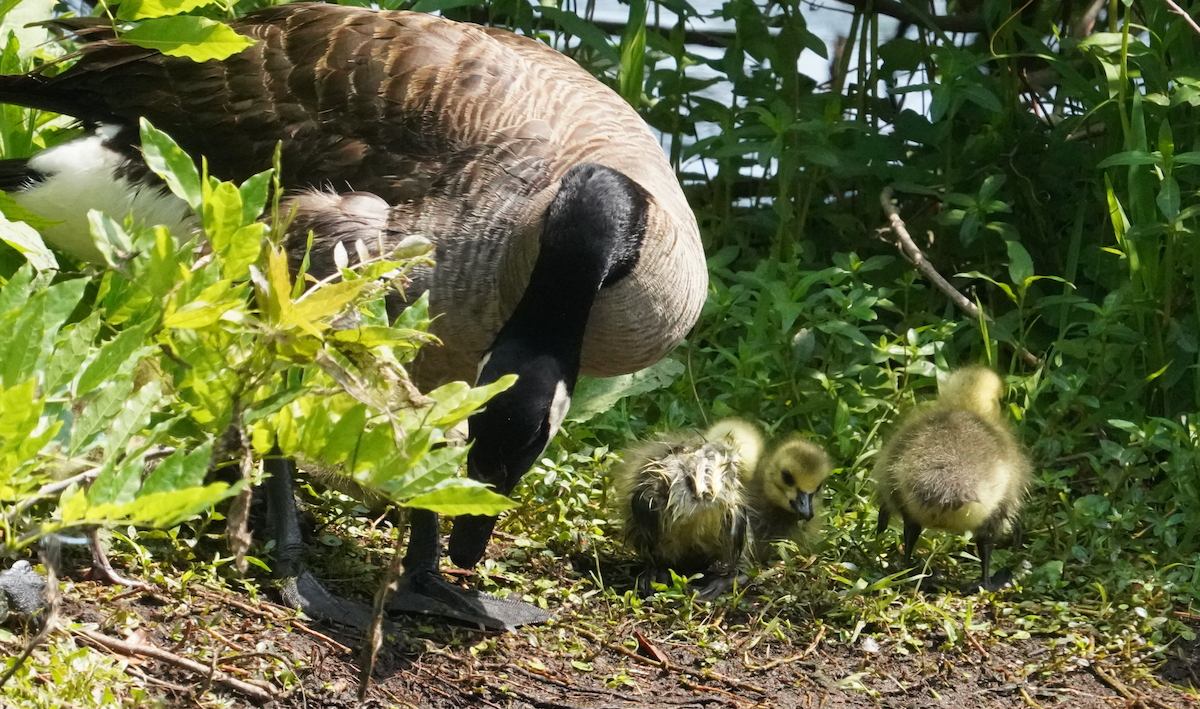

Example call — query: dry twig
[744,625,825,671]
[566,624,766,694]
[74,627,275,704]
[879,187,1042,368]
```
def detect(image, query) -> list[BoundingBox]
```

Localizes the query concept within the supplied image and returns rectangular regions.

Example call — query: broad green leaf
[164,301,231,329]
[88,210,135,266]
[203,180,243,246]
[0,293,44,387]
[142,440,214,494]
[71,377,136,456]
[0,379,39,446]
[43,312,102,394]
[239,169,273,224]
[425,375,517,427]
[222,223,264,280]
[534,7,619,65]
[618,0,647,106]
[374,444,466,499]
[319,404,369,466]
[76,318,157,396]
[123,16,257,62]
[140,118,202,210]
[117,0,217,21]
[88,454,146,506]
[1005,240,1034,290]
[0,262,33,316]
[291,279,367,323]
[404,482,515,516]
[567,359,685,423]
[106,381,164,454]
[0,210,55,271]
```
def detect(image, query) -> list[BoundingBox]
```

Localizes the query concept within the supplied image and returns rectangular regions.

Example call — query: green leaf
[44,312,102,394]
[405,482,515,516]
[142,441,213,494]
[71,377,136,456]
[88,454,145,506]
[0,293,44,388]
[222,223,264,280]
[290,279,367,323]
[425,375,517,428]
[123,16,257,62]
[410,0,481,12]
[534,7,619,65]
[1005,240,1034,290]
[373,444,465,499]
[203,180,243,246]
[0,210,55,271]
[567,359,685,423]
[76,318,156,397]
[319,404,369,466]
[618,0,647,107]
[140,118,202,211]
[1097,150,1161,169]
[238,169,272,224]
[106,381,164,453]
[117,0,218,21]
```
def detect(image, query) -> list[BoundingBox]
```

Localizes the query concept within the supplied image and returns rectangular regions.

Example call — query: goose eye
[781,469,795,487]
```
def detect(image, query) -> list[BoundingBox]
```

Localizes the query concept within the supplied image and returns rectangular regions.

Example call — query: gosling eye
[781,469,795,488]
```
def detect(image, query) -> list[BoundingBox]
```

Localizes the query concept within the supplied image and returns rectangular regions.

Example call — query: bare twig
[964,623,991,661]
[744,625,825,671]
[74,628,275,704]
[566,624,766,694]
[1161,0,1200,36]
[89,529,153,591]
[879,187,1043,368]
[358,512,408,704]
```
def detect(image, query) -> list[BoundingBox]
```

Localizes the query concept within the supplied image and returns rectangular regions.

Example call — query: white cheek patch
[15,127,195,263]
[546,380,570,441]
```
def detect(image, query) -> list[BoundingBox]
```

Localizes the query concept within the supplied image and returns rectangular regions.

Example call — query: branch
[74,628,275,704]
[839,0,986,34]
[879,187,1043,369]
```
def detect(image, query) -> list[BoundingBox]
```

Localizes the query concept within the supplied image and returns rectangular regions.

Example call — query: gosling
[613,418,762,598]
[873,366,1031,591]
[742,435,832,561]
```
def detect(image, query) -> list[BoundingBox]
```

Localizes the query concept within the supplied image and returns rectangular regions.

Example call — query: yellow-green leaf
[117,0,217,20]
[122,16,257,62]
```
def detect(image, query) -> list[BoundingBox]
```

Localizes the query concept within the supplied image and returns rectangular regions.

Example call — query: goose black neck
[488,162,649,372]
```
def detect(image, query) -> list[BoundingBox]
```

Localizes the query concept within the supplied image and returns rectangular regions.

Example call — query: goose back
[14,3,706,385]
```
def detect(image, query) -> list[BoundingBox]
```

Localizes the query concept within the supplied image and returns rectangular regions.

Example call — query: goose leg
[901,517,923,568]
[263,457,373,628]
[388,510,550,630]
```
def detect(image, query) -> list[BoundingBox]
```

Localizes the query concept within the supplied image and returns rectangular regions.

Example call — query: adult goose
[0,3,708,628]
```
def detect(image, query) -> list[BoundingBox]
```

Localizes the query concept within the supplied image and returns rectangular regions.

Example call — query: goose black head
[447,163,650,569]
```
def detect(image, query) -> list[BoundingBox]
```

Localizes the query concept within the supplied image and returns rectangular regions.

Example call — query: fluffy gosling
[873,366,1031,590]
[613,418,762,598]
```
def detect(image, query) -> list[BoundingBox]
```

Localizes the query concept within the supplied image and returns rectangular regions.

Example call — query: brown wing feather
[6,3,707,386]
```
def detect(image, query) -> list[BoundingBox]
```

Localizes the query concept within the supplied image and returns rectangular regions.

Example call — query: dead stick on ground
[1018,686,1045,709]
[964,623,990,661]
[567,624,765,694]
[879,186,1042,369]
[745,625,825,671]
[74,628,274,704]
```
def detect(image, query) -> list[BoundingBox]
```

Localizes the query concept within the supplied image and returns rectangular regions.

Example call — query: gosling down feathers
[615,419,763,599]
[873,366,1031,591]
[743,435,832,561]
[615,421,831,597]
[0,4,708,628]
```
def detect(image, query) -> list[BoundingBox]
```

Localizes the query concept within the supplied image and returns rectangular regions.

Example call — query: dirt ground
[42,575,1197,709]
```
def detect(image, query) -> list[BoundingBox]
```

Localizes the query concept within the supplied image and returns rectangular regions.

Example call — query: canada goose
[742,435,832,560]
[0,4,707,628]
[614,419,762,598]
[873,366,1031,590]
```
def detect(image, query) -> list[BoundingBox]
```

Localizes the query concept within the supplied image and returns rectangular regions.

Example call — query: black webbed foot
[387,566,549,631]
[278,570,375,628]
